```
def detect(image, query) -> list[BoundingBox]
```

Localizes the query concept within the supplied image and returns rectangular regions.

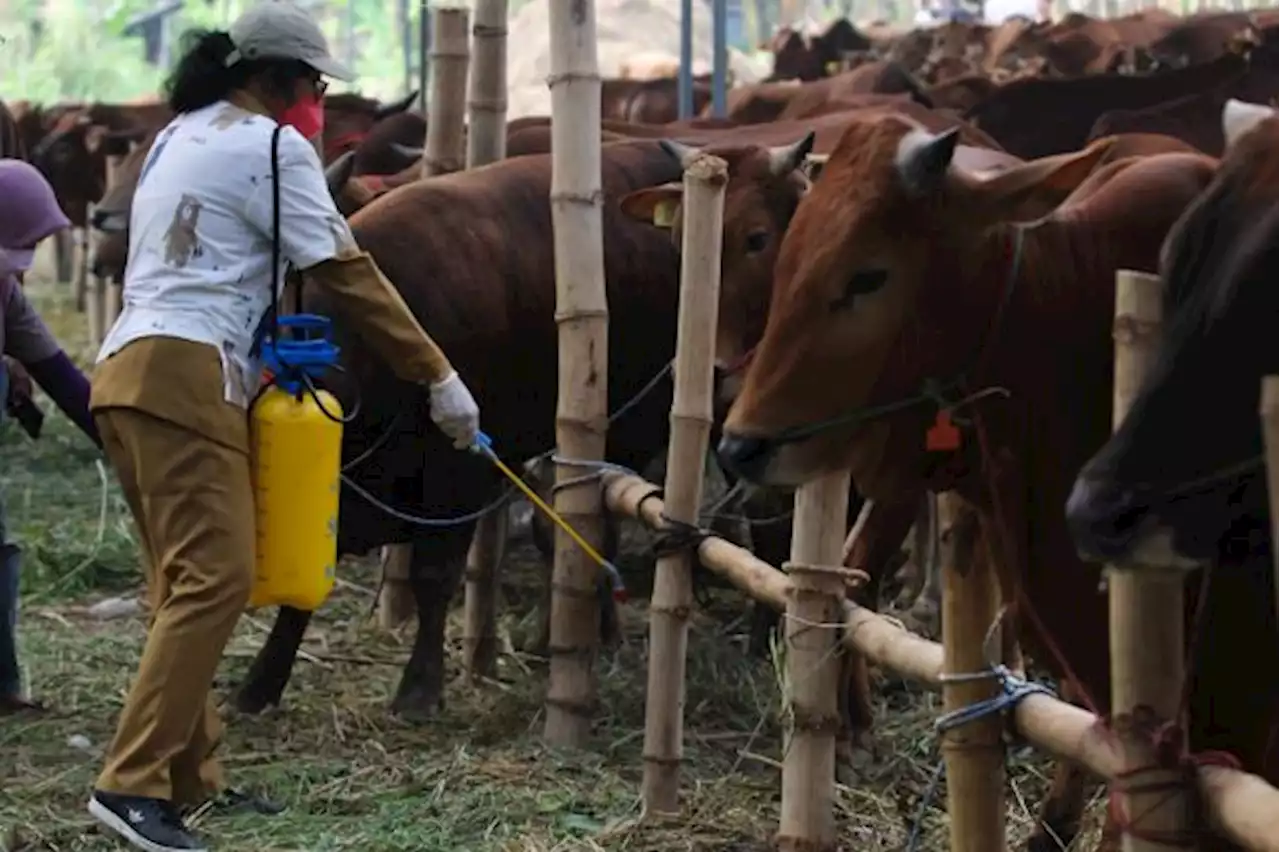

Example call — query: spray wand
[470,430,628,603]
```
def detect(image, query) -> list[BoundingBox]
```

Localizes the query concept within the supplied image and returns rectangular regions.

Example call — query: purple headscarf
[0,159,71,273]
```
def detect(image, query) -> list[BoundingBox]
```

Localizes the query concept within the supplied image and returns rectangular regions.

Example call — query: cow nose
[717,431,775,483]
[1065,474,1149,564]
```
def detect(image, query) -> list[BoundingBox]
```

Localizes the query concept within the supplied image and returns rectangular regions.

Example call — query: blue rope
[904,666,1056,851]
[933,665,1056,735]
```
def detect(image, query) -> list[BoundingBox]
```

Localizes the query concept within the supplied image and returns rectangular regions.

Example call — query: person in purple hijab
[0,158,102,715]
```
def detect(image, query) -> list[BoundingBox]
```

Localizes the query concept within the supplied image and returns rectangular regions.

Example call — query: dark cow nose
[1065,474,1150,564]
[717,431,775,483]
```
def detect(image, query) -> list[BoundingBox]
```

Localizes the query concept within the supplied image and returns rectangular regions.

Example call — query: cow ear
[619,183,684,229]
[1222,98,1274,150]
[965,136,1116,223]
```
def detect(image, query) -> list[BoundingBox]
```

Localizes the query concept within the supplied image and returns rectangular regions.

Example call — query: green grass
[1,254,1105,851]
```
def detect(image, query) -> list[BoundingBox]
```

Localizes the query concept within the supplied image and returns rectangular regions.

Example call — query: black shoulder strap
[252,125,285,359]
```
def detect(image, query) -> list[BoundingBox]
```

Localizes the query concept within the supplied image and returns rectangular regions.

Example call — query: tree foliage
[0,0,420,105]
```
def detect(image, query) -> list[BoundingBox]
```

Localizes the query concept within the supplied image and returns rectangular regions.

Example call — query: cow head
[617,133,815,406]
[1067,102,1278,565]
[767,28,827,82]
[719,116,1113,493]
[29,111,106,224]
[322,91,420,164]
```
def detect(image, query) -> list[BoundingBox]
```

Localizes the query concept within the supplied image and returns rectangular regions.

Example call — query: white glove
[429,370,481,449]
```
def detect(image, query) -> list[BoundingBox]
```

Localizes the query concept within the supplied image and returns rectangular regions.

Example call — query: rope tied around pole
[905,665,1059,852]
[650,514,717,609]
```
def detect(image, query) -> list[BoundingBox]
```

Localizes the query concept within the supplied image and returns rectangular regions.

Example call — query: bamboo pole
[543,0,608,748]
[54,229,74,286]
[1108,269,1195,852]
[422,5,470,178]
[641,152,728,814]
[939,501,1005,851]
[465,0,508,168]
[779,471,849,852]
[76,225,90,315]
[101,153,125,336]
[463,507,507,677]
[377,545,416,629]
[458,0,509,679]
[1262,376,1278,564]
[602,471,1280,852]
[85,206,105,347]
[382,5,470,628]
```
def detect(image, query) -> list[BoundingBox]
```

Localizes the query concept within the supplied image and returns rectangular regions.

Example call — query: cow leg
[1026,683,1096,852]
[903,493,943,639]
[55,228,74,284]
[1027,753,1090,851]
[234,605,313,713]
[390,534,470,722]
[839,496,921,760]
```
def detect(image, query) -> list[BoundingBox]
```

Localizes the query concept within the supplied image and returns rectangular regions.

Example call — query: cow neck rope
[954,266,1237,848]
[971,369,1242,848]
[767,224,1027,448]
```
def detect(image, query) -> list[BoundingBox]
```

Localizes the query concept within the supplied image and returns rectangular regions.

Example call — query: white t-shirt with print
[96,100,356,407]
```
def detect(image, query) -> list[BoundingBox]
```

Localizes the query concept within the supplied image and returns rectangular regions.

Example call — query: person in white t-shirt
[85,4,480,851]
[984,0,1044,25]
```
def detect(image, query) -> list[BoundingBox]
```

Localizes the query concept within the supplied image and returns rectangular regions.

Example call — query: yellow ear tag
[652,199,678,228]
[825,60,839,75]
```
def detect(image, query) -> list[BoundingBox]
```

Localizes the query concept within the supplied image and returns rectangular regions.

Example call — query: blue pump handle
[263,314,341,393]
[276,314,332,338]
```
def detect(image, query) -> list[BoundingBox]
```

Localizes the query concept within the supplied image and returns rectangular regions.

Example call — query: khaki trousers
[93,407,254,805]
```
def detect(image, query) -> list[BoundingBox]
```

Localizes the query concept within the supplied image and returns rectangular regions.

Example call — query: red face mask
[278,91,325,141]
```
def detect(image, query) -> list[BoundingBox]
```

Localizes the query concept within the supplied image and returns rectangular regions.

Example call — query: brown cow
[767,19,876,82]
[723,61,929,124]
[611,112,1013,755]
[966,44,1276,158]
[234,140,687,720]
[1088,89,1271,157]
[321,90,418,164]
[717,113,1233,849]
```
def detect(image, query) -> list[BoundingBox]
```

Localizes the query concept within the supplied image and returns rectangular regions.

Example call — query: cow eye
[829,268,888,311]
[745,230,769,253]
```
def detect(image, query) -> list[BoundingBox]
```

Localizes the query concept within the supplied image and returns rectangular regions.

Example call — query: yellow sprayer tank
[249,316,344,611]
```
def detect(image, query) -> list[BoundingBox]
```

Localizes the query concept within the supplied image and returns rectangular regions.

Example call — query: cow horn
[1222,98,1274,149]
[325,151,356,198]
[768,131,817,175]
[390,142,424,161]
[894,127,960,197]
[658,139,703,167]
[375,90,419,120]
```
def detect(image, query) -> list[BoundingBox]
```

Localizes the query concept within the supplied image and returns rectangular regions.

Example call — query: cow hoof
[233,683,281,715]
[390,685,444,723]
[902,600,940,639]
[1025,823,1088,852]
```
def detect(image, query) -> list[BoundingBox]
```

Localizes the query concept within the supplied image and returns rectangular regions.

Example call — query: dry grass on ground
[2,275,1105,851]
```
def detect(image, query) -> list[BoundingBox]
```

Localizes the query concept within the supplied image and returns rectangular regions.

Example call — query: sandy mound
[505,0,770,118]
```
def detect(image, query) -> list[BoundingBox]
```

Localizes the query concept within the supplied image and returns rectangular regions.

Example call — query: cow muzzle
[717,431,778,484]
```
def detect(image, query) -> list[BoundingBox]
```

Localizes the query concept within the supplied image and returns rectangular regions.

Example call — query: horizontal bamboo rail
[601,471,1280,852]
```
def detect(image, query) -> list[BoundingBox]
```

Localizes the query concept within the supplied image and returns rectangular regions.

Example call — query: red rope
[356,174,389,195]
[954,228,1231,845]
[324,130,367,161]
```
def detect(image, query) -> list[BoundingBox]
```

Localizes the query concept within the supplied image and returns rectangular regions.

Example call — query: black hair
[164,28,317,115]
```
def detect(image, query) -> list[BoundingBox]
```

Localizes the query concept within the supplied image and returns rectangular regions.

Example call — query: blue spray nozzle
[263,314,341,394]
[471,430,494,455]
